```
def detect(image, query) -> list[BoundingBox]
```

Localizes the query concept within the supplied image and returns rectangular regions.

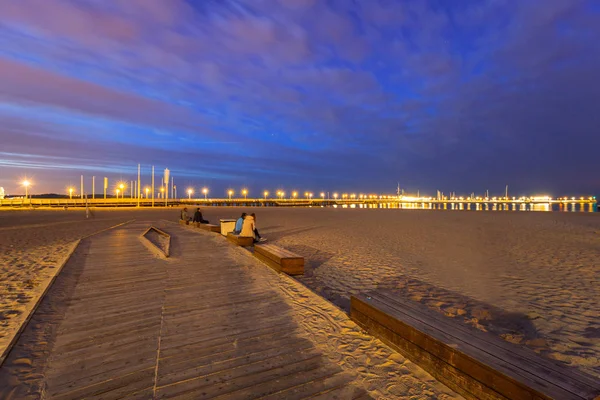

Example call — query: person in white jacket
[240,213,265,242]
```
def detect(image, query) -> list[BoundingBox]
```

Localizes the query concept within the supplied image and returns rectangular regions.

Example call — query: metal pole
[92,176,95,199]
[137,164,141,207]
[104,177,107,199]
[152,166,155,207]
[80,175,83,199]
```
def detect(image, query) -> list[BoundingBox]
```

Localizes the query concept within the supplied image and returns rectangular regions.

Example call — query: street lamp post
[292,191,297,199]
[22,180,30,200]
[116,189,120,198]
[242,189,247,200]
[264,191,269,200]
[202,187,208,200]
[228,190,233,200]
[145,187,150,199]
[69,188,74,199]
[187,189,193,200]
[119,184,125,199]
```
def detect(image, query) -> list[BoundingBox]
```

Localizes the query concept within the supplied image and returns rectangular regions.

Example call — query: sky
[1,0,599,197]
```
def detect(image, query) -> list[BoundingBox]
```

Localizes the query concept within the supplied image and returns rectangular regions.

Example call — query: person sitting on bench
[241,213,265,243]
[251,213,266,242]
[180,207,190,222]
[193,207,209,224]
[233,212,246,234]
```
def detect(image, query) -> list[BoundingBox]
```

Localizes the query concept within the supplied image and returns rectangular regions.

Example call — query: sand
[1,206,599,390]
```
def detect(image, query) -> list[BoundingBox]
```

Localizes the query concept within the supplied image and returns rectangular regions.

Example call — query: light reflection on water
[334,202,597,212]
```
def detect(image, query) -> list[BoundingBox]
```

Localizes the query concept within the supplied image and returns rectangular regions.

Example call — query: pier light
[119,183,125,199]
[264,191,269,199]
[333,193,338,199]
[350,193,356,199]
[145,187,150,198]
[68,187,74,199]
[228,190,234,200]
[116,189,120,198]
[187,188,193,199]
[202,187,208,200]
[320,192,325,199]
[242,189,247,199]
[309,192,313,199]
[304,191,309,199]
[292,191,297,199]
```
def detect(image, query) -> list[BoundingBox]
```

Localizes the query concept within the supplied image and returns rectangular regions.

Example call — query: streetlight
[160,187,164,199]
[333,192,338,200]
[22,180,30,199]
[187,188,193,200]
[228,190,233,200]
[304,191,309,199]
[320,192,325,199]
[202,187,208,200]
[116,189,120,198]
[309,192,313,199]
[145,187,150,198]
[119,183,125,199]
[264,191,269,199]
[69,187,74,199]
[292,191,297,199]
[242,189,248,200]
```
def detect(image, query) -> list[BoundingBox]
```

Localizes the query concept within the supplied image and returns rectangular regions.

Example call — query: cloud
[0,0,599,195]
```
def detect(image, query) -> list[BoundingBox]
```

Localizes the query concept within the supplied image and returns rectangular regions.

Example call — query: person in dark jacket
[193,208,209,224]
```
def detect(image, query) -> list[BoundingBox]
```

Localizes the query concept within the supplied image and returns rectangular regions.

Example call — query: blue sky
[0,0,599,196]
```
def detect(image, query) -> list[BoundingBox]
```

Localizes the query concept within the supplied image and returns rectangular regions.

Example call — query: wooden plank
[351,295,599,400]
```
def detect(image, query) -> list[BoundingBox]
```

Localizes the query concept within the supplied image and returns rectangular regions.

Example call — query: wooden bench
[179,219,189,226]
[226,233,254,247]
[351,292,600,400]
[254,244,304,275]
[194,222,220,233]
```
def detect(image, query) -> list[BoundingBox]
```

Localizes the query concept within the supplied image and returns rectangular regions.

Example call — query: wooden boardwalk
[0,222,369,399]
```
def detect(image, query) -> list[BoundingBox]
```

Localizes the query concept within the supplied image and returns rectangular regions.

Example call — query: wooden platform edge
[141,226,171,258]
[1,219,136,368]
[350,295,554,400]
[254,250,283,274]
[0,239,81,368]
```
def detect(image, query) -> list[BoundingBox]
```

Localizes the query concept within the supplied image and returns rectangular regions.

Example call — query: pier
[0,197,596,210]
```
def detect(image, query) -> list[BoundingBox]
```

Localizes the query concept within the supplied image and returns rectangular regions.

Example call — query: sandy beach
[1,206,599,389]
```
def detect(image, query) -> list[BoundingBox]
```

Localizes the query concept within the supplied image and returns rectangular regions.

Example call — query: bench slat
[255,244,302,262]
[351,295,600,400]
[226,233,254,247]
[374,292,600,394]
